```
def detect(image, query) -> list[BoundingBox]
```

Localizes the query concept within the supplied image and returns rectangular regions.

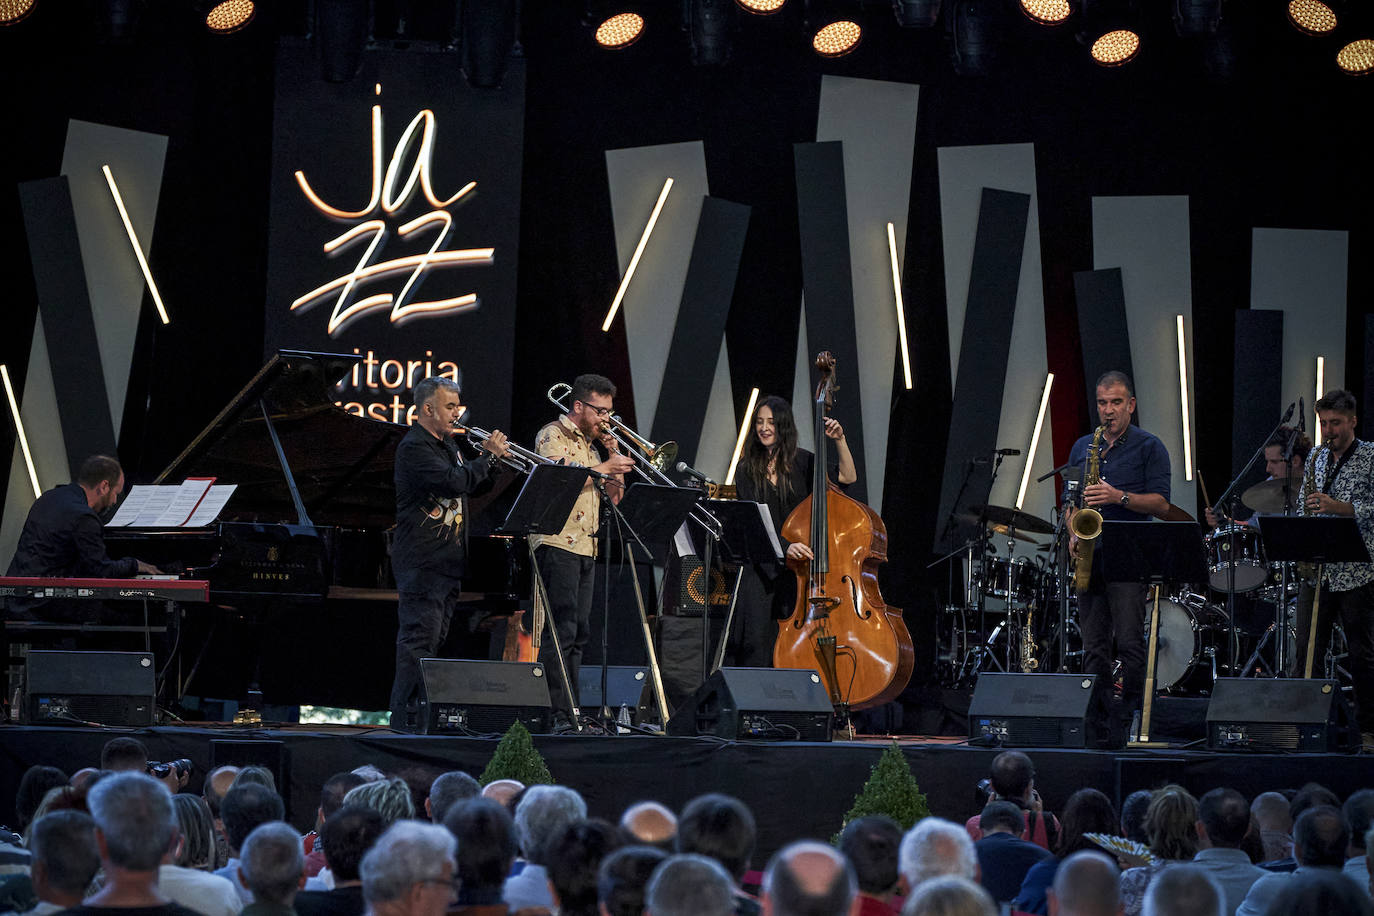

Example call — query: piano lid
[154,350,407,528]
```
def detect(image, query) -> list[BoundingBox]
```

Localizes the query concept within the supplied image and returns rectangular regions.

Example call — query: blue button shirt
[1067,424,1171,521]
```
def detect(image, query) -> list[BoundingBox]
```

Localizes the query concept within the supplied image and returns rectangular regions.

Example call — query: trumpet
[461,425,555,475]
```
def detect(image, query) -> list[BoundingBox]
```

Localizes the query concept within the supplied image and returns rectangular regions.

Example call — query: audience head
[239,821,305,906]
[427,770,480,823]
[514,784,588,867]
[619,800,678,851]
[1143,785,1200,861]
[230,765,277,793]
[87,771,176,872]
[839,815,904,899]
[898,817,977,890]
[220,781,286,855]
[1291,783,1341,822]
[1141,864,1223,916]
[1265,867,1374,916]
[548,818,621,916]
[1343,790,1374,854]
[599,845,669,916]
[762,840,857,916]
[1120,790,1153,845]
[203,765,240,818]
[99,736,149,773]
[645,853,736,916]
[70,768,101,791]
[978,801,1026,837]
[352,763,388,782]
[171,793,218,869]
[360,820,457,916]
[989,751,1037,805]
[318,771,368,822]
[1250,791,1292,833]
[1048,850,1120,916]
[1196,788,1250,850]
[1057,788,1118,857]
[676,792,757,883]
[27,810,100,905]
[900,875,997,916]
[321,804,387,883]
[443,798,517,905]
[16,765,69,833]
[344,776,417,826]
[480,777,525,810]
[1294,804,1349,868]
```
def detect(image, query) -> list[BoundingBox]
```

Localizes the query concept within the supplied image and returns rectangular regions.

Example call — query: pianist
[5,455,160,622]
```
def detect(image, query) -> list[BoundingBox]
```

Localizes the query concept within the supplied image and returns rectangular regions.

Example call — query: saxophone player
[1065,371,1173,747]
[1299,390,1374,746]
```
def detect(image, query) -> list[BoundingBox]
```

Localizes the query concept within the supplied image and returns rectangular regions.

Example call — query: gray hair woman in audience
[170,794,218,870]
[344,776,416,826]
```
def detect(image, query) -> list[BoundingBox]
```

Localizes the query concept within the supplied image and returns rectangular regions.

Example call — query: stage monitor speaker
[419,659,552,735]
[1205,677,1356,752]
[666,667,833,741]
[26,650,155,727]
[578,665,654,721]
[967,673,1095,748]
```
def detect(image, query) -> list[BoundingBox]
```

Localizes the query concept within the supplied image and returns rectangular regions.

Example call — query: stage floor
[3,724,1370,862]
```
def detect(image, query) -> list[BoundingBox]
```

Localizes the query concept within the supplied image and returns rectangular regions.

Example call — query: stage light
[318,0,370,83]
[736,0,785,14]
[725,388,760,486]
[0,0,36,26]
[812,19,862,57]
[1016,373,1054,510]
[886,223,912,391]
[603,177,673,332]
[103,165,171,326]
[690,0,736,66]
[1337,38,1374,74]
[1287,0,1337,35]
[1079,0,1141,66]
[595,12,644,48]
[947,0,1005,76]
[1090,28,1139,64]
[204,0,255,33]
[1,364,41,499]
[1173,0,1220,35]
[1020,0,1072,25]
[1316,356,1325,428]
[1176,315,1193,482]
[893,0,941,28]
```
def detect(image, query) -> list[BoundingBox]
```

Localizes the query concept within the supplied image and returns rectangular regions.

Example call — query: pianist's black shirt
[6,483,138,580]
[392,423,498,578]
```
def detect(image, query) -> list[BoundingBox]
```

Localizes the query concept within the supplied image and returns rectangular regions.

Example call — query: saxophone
[1021,604,1039,671]
[1071,426,1107,593]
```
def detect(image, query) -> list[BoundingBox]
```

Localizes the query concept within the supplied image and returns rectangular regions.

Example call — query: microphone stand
[593,476,657,734]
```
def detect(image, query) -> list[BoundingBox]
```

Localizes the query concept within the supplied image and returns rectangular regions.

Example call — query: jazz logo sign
[291,99,492,336]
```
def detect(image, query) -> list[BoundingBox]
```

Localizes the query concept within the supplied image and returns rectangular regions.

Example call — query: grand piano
[104,350,526,711]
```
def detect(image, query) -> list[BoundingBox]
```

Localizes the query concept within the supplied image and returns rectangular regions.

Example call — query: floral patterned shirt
[530,414,600,557]
[1299,438,1374,592]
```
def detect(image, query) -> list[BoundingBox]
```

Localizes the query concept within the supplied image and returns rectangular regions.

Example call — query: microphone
[1298,397,1306,433]
[994,448,1022,456]
[676,461,716,484]
[1281,401,1295,424]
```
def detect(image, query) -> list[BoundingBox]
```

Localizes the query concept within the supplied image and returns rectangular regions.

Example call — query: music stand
[1100,521,1209,747]
[1258,516,1371,678]
[702,499,785,675]
[616,484,705,562]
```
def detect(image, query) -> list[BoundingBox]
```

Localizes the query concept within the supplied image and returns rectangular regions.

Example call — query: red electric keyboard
[0,577,210,603]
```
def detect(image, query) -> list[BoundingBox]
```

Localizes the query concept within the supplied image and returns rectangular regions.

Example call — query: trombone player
[533,373,636,728]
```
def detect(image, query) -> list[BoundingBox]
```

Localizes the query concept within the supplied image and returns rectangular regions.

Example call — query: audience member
[548,819,621,916]
[296,805,386,916]
[426,771,480,824]
[899,818,978,892]
[1189,788,1266,915]
[158,794,241,916]
[99,737,150,772]
[973,802,1049,903]
[965,752,1060,851]
[359,821,456,916]
[1014,789,1119,916]
[503,785,587,911]
[900,875,996,916]
[480,779,524,812]
[231,766,279,794]
[1367,824,1374,898]
[645,854,736,916]
[1237,805,1349,916]
[239,821,307,916]
[1263,867,1373,916]
[215,781,287,904]
[351,765,387,783]
[619,801,677,852]
[14,767,68,836]
[1141,864,1224,916]
[677,793,760,914]
[1046,850,1121,916]
[761,841,857,916]
[1121,786,1200,916]
[202,765,240,871]
[344,778,416,826]
[838,815,905,916]
[63,772,199,915]
[1248,793,1292,864]
[1121,792,1153,846]
[1342,790,1374,893]
[443,798,516,913]
[304,772,369,879]
[24,811,100,915]
[598,846,669,916]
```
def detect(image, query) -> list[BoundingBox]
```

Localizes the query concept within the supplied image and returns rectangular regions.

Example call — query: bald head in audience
[620,801,677,851]
[481,778,524,810]
[1048,851,1121,916]
[1142,864,1223,916]
[762,840,857,916]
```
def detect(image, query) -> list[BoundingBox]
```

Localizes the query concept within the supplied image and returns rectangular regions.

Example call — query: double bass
[774,352,915,710]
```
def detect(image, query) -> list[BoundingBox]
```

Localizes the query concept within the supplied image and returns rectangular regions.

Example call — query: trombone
[546,382,722,537]
[459,424,556,476]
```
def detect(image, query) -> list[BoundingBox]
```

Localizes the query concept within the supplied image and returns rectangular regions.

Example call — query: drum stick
[1196,469,1222,527]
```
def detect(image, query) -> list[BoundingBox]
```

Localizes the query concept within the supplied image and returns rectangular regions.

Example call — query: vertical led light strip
[724,387,760,486]
[602,177,673,332]
[1176,315,1193,482]
[1315,357,1325,430]
[1015,372,1054,510]
[1,364,42,498]
[102,165,170,325]
[886,222,913,390]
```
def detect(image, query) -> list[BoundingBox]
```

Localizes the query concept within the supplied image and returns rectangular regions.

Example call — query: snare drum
[981,556,1042,603]
[1154,596,1229,694]
[1205,524,1267,593]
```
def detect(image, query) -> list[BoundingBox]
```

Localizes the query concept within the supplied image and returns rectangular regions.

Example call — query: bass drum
[1154,595,1229,695]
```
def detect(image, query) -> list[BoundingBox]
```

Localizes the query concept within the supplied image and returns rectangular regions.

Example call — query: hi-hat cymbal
[972,504,1055,535]
[1242,478,1298,514]
[988,522,1038,544]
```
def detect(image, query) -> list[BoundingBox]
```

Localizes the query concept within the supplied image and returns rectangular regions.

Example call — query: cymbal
[972,504,1055,535]
[1242,478,1298,514]
[988,522,1039,544]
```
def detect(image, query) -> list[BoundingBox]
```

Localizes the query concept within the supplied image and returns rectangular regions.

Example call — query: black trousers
[1295,578,1374,733]
[535,545,595,718]
[725,563,790,669]
[389,566,465,726]
[1078,581,1148,729]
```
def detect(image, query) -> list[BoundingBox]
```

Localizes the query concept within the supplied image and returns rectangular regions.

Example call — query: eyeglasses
[420,877,460,899]
[578,400,613,418]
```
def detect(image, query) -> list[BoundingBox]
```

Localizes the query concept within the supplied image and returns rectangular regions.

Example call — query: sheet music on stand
[107,479,238,528]
[703,499,784,565]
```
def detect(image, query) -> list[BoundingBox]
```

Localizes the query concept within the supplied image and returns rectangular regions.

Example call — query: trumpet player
[388,377,511,732]
[1299,390,1374,745]
[1066,371,1172,747]
[532,373,636,728]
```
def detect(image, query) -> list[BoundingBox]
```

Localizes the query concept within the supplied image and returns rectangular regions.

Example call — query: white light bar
[1,364,42,498]
[1177,315,1193,481]
[603,177,673,333]
[725,387,761,486]
[886,222,913,390]
[1015,372,1053,510]
[102,165,170,325]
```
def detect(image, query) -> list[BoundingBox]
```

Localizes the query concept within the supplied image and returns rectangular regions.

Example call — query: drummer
[1204,426,1311,528]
